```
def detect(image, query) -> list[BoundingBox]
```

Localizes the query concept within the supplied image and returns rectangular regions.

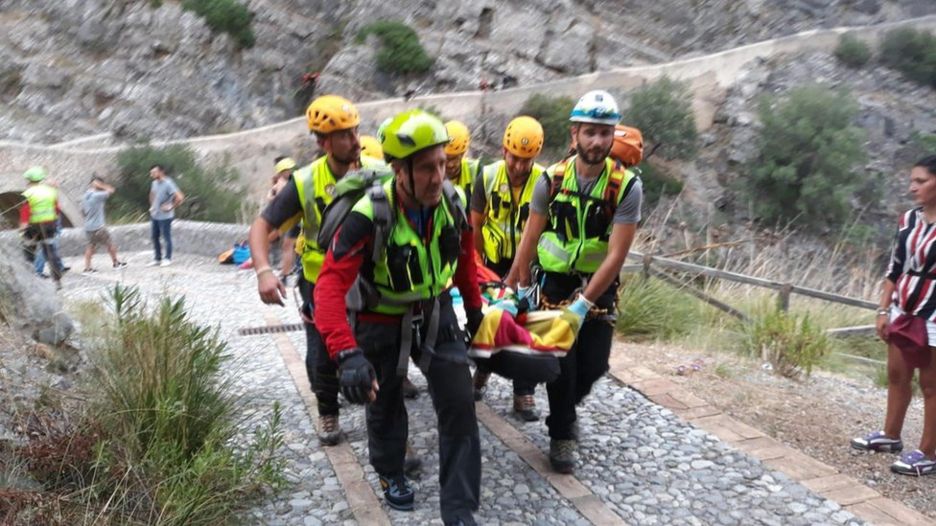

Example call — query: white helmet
[569,90,621,126]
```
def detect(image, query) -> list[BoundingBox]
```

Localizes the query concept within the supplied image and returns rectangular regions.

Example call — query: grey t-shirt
[82,189,110,231]
[530,166,643,224]
[150,177,180,220]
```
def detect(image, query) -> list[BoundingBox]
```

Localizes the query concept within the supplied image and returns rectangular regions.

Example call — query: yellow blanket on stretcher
[468,308,582,359]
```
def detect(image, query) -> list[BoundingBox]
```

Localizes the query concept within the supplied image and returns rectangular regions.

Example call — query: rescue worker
[506,90,643,474]
[19,167,66,288]
[470,116,546,421]
[314,109,484,525]
[443,120,481,198]
[250,95,384,446]
[360,134,384,160]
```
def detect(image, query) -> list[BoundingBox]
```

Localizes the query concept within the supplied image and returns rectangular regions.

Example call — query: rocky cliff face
[0,0,933,143]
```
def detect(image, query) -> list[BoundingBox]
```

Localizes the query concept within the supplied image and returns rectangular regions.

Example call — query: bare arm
[173,190,185,207]
[505,210,548,289]
[470,210,485,259]
[249,216,286,305]
[876,278,896,340]
[582,223,636,302]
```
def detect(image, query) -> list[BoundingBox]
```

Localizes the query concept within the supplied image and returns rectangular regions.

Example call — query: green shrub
[88,285,284,523]
[518,94,576,161]
[182,0,255,49]
[357,21,433,74]
[879,28,936,88]
[623,77,697,160]
[636,162,683,204]
[746,85,866,229]
[615,276,708,340]
[113,144,247,223]
[740,306,830,379]
[834,34,872,68]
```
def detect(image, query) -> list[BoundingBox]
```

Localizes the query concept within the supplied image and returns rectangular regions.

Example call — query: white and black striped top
[886,208,936,319]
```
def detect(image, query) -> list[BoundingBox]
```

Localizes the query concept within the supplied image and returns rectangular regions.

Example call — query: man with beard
[505,90,643,474]
[250,95,384,446]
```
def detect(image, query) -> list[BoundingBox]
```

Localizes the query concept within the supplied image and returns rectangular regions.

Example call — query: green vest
[23,184,58,224]
[294,154,384,282]
[537,157,635,274]
[352,180,465,315]
[452,158,479,198]
[480,160,543,264]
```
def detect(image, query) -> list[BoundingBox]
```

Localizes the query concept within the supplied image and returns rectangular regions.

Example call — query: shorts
[86,228,112,247]
[889,305,936,345]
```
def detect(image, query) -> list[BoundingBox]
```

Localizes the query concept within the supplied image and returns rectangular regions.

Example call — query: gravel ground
[481,373,864,526]
[620,341,936,521]
[43,252,885,524]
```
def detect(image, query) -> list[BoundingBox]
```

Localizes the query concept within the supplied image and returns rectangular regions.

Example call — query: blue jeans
[151,218,173,261]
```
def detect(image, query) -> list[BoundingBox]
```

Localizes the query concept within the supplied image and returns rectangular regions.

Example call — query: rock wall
[1,15,935,229]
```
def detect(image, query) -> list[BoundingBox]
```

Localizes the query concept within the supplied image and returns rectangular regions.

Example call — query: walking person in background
[19,167,67,288]
[852,155,936,477]
[148,164,184,267]
[82,176,126,273]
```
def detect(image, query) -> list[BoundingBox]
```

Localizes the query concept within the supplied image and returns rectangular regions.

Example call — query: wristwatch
[876,308,889,317]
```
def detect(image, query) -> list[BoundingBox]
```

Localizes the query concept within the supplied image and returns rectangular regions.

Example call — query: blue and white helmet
[569,90,621,126]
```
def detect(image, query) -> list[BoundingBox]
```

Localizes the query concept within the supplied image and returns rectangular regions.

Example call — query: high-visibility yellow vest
[352,179,465,314]
[479,160,543,264]
[537,157,636,274]
[294,155,384,282]
[22,184,57,224]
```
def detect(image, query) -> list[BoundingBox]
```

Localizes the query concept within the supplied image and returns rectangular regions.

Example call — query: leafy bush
[740,306,830,380]
[745,85,866,229]
[879,28,936,88]
[834,34,872,68]
[182,0,255,49]
[357,21,433,74]
[518,94,576,160]
[113,144,247,223]
[623,77,697,160]
[13,286,284,525]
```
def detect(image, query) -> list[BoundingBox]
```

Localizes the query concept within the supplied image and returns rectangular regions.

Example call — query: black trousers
[23,222,64,281]
[541,272,618,440]
[357,293,480,523]
[298,275,340,417]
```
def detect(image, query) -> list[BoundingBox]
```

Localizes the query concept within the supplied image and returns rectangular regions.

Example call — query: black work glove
[466,307,484,342]
[337,349,377,404]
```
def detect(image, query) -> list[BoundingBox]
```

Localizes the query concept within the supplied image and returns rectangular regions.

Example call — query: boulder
[0,240,73,346]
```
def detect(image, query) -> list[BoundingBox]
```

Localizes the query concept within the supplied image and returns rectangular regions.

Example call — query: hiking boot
[549,439,576,474]
[113,261,127,268]
[402,377,419,399]
[891,450,936,476]
[404,443,422,477]
[513,394,540,422]
[378,474,415,511]
[851,431,903,453]
[317,414,342,446]
[472,368,491,401]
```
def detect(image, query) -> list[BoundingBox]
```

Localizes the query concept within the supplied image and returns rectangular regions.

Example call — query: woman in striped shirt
[851,155,936,476]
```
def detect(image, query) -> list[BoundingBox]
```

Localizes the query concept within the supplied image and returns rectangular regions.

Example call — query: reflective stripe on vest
[480,160,542,264]
[294,155,384,282]
[537,157,634,274]
[353,179,463,315]
[23,184,58,224]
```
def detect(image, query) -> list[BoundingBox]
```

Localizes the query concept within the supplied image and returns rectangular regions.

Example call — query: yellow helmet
[359,135,383,159]
[306,95,360,134]
[274,157,297,174]
[444,120,471,156]
[503,116,544,159]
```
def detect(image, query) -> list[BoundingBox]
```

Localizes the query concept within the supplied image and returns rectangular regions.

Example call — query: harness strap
[395,297,441,377]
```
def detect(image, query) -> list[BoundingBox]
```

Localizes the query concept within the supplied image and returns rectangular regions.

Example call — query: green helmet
[379,109,449,160]
[23,166,47,182]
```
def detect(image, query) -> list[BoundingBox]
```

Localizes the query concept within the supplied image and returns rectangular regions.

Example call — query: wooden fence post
[778,283,792,312]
